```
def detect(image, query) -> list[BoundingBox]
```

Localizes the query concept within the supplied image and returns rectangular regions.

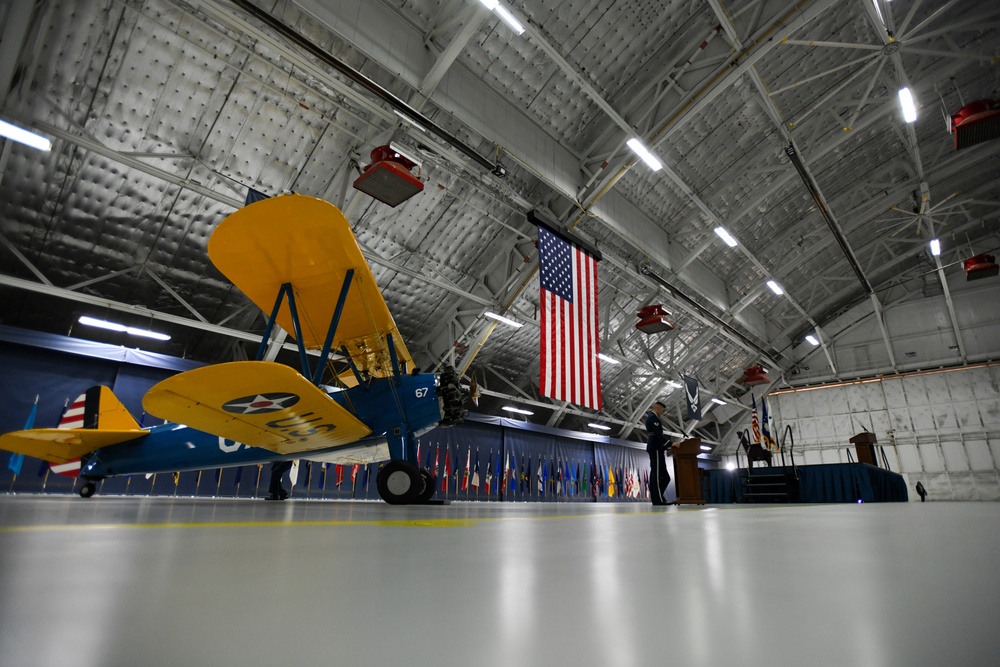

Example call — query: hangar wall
[769,364,1000,501]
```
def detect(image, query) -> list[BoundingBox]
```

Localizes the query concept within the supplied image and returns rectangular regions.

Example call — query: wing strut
[253,269,356,387]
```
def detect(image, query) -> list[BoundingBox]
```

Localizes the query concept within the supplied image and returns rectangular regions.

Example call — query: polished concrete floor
[1,497,997,667]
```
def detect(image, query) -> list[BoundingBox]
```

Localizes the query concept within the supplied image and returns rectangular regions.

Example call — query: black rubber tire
[415,468,436,503]
[79,481,97,499]
[376,461,422,505]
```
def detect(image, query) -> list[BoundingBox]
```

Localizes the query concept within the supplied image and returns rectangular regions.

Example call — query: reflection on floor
[1,497,997,666]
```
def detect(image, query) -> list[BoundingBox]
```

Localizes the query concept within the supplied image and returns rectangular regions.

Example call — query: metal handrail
[780,425,798,477]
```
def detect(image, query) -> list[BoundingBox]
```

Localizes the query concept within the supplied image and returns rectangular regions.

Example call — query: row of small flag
[416,443,648,499]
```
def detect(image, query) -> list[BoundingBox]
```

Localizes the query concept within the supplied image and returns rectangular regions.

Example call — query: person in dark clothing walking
[915,480,927,502]
[646,401,672,505]
[266,459,294,500]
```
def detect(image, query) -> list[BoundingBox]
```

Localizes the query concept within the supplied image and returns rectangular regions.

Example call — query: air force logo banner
[684,376,701,421]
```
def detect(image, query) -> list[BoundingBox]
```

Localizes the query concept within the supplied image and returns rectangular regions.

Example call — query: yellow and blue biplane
[0,195,465,504]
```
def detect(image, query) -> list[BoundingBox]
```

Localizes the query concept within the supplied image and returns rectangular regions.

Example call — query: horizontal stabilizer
[143,361,373,455]
[0,428,148,464]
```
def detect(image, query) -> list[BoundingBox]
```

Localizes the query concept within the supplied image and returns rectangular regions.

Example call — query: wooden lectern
[671,437,706,505]
[850,432,878,467]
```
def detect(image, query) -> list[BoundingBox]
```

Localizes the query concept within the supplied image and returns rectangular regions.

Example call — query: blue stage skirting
[705,463,909,503]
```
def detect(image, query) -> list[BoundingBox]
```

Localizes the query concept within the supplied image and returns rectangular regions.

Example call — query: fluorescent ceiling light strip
[713,227,738,247]
[805,334,819,346]
[665,431,684,438]
[665,380,682,389]
[930,238,941,256]
[767,280,784,295]
[79,316,170,341]
[0,119,52,151]
[392,110,427,132]
[626,138,662,171]
[493,5,525,34]
[501,406,533,415]
[898,87,917,123]
[479,0,499,10]
[588,423,611,431]
[700,445,713,451]
[484,311,523,328]
[711,397,726,405]
[597,353,620,365]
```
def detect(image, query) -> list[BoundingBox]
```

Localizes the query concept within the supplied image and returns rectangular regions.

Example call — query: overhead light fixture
[484,311,523,328]
[0,119,52,152]
[766,280,784,295]
[806,334,819,346]
[588,423,612,431]
[501,406,533,415]
[930,238,941,256]
[388,141,422,168]
[665,380,682,389]
[393,109,427,133]
[78,316,171,341]
[711,397,726,405]
[898,87,918,123]
[714,227,738,247]
[626,138,663,171]
[725,461,737,470]
[479,0,525,35]
[597,353,620,365]
[700,445,712,451]
[665,430,684,438]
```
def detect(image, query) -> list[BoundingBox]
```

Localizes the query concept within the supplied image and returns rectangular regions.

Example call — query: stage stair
[741,469,798,503]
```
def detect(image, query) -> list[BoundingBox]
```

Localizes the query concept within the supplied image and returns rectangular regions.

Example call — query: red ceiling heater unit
[353,144,424,207]
[951,99,1000,150]
[964,254,999,281]
[740,366,769,386]
[635,305,674,334]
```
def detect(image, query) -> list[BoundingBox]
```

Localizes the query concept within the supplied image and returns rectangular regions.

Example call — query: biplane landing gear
[377,461,422,505]
[78,481,97,499]
[415,468,436,504]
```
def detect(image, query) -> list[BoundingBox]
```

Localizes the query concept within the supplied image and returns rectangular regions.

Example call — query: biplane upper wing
[142,361,372,455]
[208,194,412,377]
[0,428,149,463]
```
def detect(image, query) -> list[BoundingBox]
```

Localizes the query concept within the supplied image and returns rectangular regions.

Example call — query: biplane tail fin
[0,387,147,477]
[59,386,141,432]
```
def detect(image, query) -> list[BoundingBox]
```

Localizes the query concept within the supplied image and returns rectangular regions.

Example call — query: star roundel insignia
[222,392,300,414]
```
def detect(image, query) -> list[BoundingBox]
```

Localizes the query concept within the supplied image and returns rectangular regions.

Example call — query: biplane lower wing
[0,428,148,464]
[142,361,372,456]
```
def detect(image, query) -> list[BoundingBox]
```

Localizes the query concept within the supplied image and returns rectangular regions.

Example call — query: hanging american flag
[538,226,602,410]
[751,393,761,445]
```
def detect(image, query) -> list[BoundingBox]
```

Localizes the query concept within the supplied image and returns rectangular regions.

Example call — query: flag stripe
[538,228,601,410]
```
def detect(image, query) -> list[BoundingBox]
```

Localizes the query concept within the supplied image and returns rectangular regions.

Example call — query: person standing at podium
[645,401,672,506]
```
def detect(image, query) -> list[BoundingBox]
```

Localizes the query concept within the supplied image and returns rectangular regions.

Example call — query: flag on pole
[442,449,451,493]
[8,395,38,476]
[484,450,493,493]
[538,226,602,410]
[461,449,470,491]
[508,452,516,493]
[494,451,502,496]
[751,393,761,445]
[335,464,344,487]
[471,449,480,490]
[761,396,778,451]
[608,466,616,497]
